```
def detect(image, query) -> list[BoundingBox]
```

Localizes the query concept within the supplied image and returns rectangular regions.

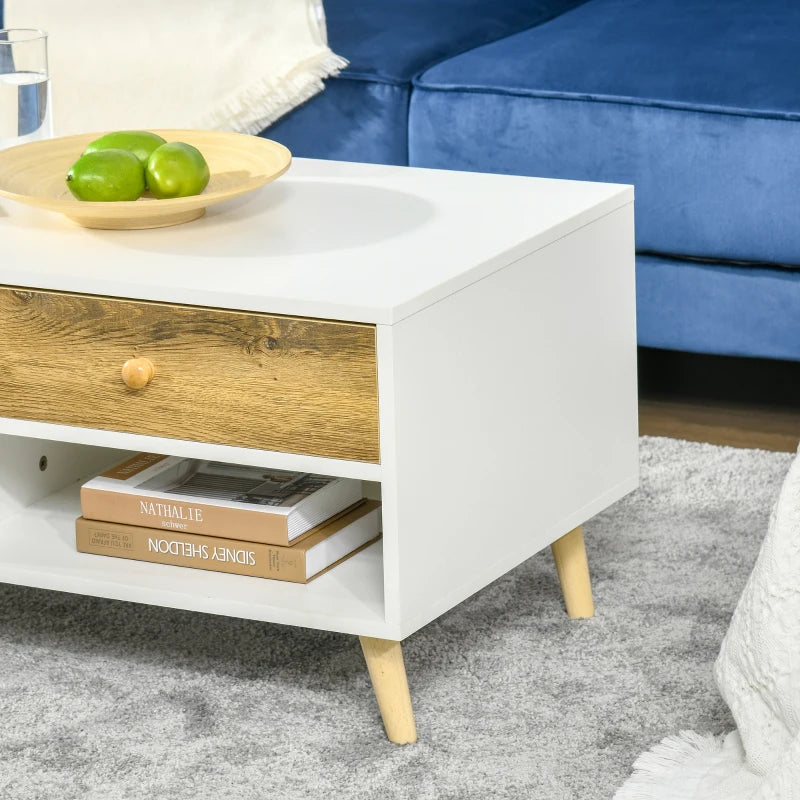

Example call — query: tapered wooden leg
[359,636,418,744]
[550,525,595,618]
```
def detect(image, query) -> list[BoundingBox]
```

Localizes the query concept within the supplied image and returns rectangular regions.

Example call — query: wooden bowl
[0,129,292,229]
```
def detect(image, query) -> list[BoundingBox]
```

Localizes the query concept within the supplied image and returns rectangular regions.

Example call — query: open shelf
[0,445,389,638]
[0,417,382,482]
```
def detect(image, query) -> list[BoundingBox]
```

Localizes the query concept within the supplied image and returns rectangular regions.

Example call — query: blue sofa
[267,0,800,363]
[5,1,798,362]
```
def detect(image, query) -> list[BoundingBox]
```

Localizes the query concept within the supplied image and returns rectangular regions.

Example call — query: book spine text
[80,487,291,545]
[76,519,307,582]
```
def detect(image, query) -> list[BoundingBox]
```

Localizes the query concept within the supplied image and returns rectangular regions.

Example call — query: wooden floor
[639,397,800,452]
[637,348,800,453]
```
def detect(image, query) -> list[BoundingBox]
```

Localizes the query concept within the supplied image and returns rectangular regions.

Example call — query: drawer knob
[121,357,155,390]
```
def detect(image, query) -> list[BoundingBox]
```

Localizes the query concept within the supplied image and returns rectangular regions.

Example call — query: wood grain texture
[637,348,800,453]
[550,525,595,619]
[359,636,417,744]
[0,287,379,462]
[639,397,800,453]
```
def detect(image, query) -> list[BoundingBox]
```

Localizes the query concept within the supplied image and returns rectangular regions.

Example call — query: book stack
[76,453,380,583]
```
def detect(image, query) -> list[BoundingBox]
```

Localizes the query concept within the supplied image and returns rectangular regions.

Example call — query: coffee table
[0,157,638,744]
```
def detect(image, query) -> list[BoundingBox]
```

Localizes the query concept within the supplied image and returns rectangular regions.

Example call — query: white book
[80,453,364,546]
[75,500,381,584]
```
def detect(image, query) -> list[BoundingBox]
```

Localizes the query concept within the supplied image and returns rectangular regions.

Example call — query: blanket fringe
[198,50,349,135]
[613,731,723,800]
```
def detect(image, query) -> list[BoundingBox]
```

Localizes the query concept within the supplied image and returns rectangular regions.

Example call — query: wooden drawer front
[0,288,379,463]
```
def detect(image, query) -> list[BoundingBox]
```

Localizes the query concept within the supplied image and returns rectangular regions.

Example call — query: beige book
[80,453,364,546]
[76,500,381,584]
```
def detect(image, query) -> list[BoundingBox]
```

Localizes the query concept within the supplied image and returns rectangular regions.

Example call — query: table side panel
[386,204,639,638]
[0,288,380,463]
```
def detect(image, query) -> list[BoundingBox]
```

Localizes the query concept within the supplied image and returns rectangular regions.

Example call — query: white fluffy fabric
[5,0,347,136]
[615,445,800,800]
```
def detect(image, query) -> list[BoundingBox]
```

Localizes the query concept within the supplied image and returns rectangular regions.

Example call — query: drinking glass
[0,29,52,150]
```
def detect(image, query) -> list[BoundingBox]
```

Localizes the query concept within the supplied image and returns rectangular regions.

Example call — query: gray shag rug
[0,437,793,800]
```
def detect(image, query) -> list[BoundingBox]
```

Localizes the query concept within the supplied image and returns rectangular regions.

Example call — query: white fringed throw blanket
[5,0,346,135]
[616,445,800,799]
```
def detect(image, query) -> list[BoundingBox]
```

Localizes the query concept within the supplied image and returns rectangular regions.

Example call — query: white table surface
[0,157,633,324]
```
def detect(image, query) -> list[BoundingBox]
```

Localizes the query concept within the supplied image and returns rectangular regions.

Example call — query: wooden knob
[121,357,155,389]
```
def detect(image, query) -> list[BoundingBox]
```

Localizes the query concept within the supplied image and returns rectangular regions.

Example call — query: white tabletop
[0,157,633,324]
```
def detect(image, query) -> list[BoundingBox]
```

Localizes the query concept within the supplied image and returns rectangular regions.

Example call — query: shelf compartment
[0,462,391,639]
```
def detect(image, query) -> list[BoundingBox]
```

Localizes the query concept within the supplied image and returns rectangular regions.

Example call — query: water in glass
[0,29,52,150]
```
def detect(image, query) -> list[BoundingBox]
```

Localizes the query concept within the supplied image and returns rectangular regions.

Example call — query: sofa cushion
[636,255,800,360]
[265,0,588,165]
[410,0,800,266]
